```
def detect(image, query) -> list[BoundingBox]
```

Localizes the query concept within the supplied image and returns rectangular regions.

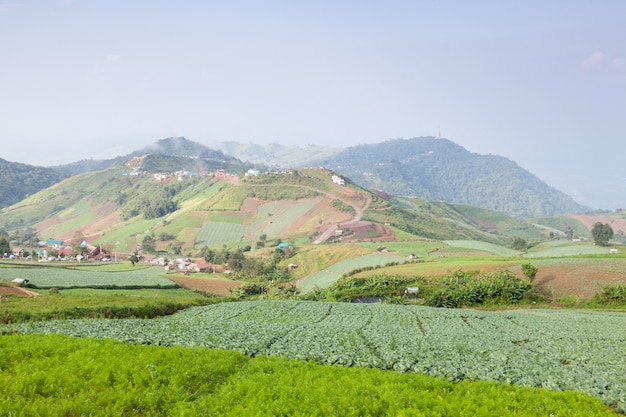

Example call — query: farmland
[194,221,247,248]
[299,252,405,292]
[5,300,626,413]
[0,265,177,289]
[1,334,618,417]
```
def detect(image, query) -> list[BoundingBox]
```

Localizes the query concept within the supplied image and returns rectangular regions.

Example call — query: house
[197,262,224,273]
[11,247,24,257]
[57,246,73,258]
[46,239,64,249]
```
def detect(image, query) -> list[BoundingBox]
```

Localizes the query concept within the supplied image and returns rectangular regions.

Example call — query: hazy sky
[1,1,625,208]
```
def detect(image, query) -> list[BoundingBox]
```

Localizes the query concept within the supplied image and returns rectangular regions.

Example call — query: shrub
[426,270,533,308]
[593,283,626,304]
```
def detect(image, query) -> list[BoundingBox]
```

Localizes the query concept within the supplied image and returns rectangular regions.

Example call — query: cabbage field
[7,300,626,413]
[0,266,177,289]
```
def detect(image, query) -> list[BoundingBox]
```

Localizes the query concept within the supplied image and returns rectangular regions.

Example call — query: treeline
[118,181,185,220]
[199,245,295,283]
[0,159,71,209]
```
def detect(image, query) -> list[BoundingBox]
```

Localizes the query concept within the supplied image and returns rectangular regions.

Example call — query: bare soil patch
[341,221,396,242]
[0,285,39,297]
[167,275,242,297]
[533,262,626,299]
[470,217,498,232]
[570,214,626,234]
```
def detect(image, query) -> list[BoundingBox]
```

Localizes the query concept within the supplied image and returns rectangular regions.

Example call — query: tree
[591,222,614,246]
[511,237,527,251]
[141,235,156,254]
[521,263,538,282]
[0,237,10,256]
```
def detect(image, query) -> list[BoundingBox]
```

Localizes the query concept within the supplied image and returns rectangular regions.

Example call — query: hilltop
[0,136,590,219]
[0,151,562,257]
[309,137,586,218]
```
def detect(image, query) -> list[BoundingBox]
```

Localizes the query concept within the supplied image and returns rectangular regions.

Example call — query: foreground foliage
[0,333,619,416]
[6,300,626,412]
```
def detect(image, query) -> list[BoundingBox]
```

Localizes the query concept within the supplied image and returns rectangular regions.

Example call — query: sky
[1,1,625,209]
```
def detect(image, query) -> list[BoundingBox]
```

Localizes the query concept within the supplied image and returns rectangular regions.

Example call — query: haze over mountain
[214,137,587,218]
[0,137,588,218]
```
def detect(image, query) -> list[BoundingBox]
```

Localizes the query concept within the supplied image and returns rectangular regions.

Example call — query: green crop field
[1,333,617,416]
[254,199,320,239]
[444,240,521,256]
[357,240,444,257]
[299,253,407,292]
[194,221,247,248]
[524,244,609,257]
[0,266,177,289]
[5,300,625,413]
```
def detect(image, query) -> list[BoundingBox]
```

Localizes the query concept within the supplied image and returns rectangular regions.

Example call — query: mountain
[4,136,588,219]
[0,160,551,252]
[310,137,586,218]
[0,158,72,208]
[56,137,243,174]
[212,141,338,167]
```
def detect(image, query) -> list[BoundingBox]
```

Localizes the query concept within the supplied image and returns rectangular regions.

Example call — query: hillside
[311,137,586,218]
[56,137,247,174]
[40,136,588,218]
[212,141,338,168]
[0,158,72,209]
[0,153,549,254]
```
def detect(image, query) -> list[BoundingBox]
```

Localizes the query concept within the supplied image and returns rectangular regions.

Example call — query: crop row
[6,300,626,412]
[194,221,247,247]
[300,253,404,292]
[1,266,177,289]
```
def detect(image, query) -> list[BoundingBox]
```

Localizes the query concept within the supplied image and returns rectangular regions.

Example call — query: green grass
[444,240,521,256]
[356,240,444,257]
[0,288,214,323]
[0,333,618,417]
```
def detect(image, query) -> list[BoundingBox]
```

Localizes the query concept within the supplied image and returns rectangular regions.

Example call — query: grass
[444,240,521,256]
[356,240,444,257]
[0,288,215,323]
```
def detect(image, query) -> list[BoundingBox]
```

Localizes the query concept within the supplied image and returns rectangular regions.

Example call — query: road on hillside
[312,192,371,244]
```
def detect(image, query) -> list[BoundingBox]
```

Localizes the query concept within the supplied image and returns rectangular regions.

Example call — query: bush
[593,283,626,304]
[426,270,533,308]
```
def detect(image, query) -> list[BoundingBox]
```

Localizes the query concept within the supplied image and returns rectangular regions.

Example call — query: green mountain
[0,159,548,253]
[311,137,586,218]
[0,158,71,208]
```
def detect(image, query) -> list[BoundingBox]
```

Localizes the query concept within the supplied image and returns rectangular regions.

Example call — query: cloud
[612,57,626,70]
[0,2,19,12]
[581,51,605,69]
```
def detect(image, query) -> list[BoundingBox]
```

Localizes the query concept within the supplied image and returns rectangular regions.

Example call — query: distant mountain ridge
[1,136,588,217]
[309,137,586,217]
